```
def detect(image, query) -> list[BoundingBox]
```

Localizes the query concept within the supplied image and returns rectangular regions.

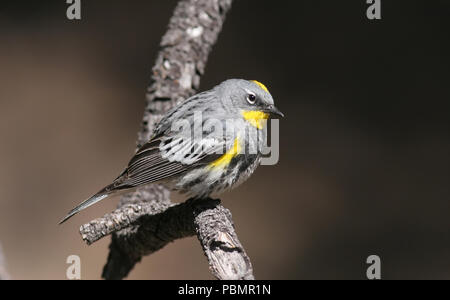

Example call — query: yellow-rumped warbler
[60,79,283,224]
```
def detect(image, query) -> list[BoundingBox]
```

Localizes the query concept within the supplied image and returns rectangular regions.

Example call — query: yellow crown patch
[251,80,269,93]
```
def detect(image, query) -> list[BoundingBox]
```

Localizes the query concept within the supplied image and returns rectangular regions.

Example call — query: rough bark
[0,242,10,280]
[79,0,254,280]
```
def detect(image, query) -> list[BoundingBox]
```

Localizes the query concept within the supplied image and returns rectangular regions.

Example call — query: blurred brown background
[0,0,449,279]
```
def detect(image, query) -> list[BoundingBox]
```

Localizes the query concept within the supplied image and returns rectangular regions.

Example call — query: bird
[59,79,283,224]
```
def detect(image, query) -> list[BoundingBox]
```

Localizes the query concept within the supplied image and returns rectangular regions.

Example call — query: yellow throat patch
[251,80,269,93]
[209,137,242,169]
[242,110,269,129]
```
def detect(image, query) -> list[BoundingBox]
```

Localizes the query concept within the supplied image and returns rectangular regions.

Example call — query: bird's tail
[59,187,111,224]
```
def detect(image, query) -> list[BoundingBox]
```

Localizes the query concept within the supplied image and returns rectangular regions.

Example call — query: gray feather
[59,193,109,224]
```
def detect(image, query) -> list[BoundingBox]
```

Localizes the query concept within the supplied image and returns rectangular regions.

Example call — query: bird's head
[217,79,284,129]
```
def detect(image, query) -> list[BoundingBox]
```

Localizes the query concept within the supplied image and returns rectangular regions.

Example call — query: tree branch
[79,0,254,280]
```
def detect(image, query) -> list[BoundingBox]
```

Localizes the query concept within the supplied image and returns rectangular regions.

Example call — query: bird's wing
[115,134,229,189]
[59,134,227,224]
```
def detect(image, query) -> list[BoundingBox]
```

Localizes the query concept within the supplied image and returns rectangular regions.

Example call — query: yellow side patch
[209,137,242,169]
[242,110,269,130]
[251,80,269,93]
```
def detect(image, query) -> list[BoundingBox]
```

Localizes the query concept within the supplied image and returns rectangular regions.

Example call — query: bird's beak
[265,104,284,118]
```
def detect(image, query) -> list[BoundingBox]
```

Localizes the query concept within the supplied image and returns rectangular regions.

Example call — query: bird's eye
[247,93,256,105]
